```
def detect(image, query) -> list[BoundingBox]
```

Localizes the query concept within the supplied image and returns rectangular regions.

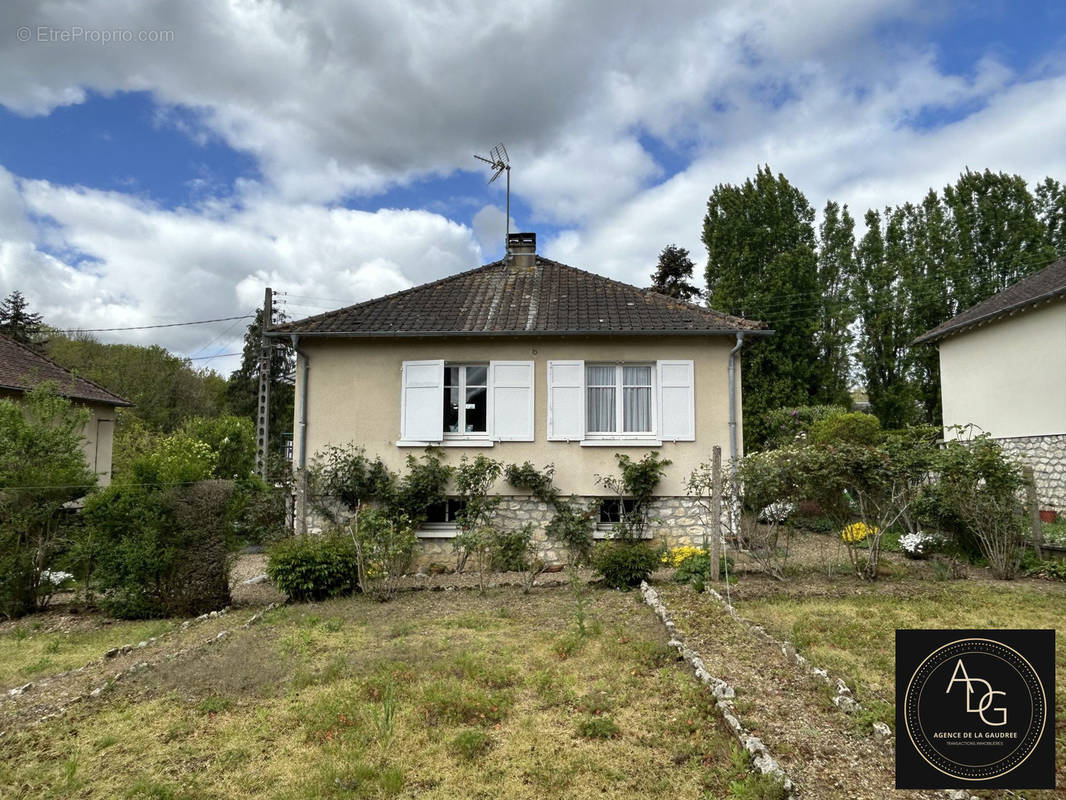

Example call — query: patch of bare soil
[0,608,261,730]
[656,582,943,800]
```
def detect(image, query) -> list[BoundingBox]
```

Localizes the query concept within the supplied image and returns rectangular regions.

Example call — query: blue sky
[1,1,1064,374]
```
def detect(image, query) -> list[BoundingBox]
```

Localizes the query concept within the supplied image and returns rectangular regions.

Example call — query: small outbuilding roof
[914,256,1066,345]
[271,255,767,338]
[0,334,131,406]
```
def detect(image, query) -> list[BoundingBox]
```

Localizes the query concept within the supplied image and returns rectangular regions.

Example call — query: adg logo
[946,659,1007,726]
[896,630,1055,789]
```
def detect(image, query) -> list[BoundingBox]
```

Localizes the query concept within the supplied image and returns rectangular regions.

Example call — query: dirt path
[654,583,945,800]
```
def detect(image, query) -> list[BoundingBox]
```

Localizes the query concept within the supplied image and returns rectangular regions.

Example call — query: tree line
[651,167,1066,448]
[0,291,294,477]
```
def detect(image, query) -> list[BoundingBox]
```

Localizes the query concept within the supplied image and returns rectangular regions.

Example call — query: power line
[187,352,241,360]
[59,314,254,334]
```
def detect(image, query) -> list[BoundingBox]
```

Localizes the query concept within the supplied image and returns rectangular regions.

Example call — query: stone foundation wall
[996,433,1066,513]
[414,496,723,569]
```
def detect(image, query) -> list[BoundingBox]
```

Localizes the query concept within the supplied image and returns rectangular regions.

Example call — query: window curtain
[586,365,615,432]
[622,366,652,432]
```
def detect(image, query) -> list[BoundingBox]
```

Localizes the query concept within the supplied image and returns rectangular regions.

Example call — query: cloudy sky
[1,0,1064,375]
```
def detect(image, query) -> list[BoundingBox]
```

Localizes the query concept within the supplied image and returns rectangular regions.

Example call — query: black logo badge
[896,629,1055,789]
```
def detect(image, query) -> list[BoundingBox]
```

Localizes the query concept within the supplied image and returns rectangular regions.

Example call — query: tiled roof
[913,257,1066,344]
[0,334,131,406]
[272,256,766,337]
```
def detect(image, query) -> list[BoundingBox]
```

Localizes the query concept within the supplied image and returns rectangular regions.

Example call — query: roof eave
[912,288,1066,346]
[267,328,773,339]
[0,382,133,406]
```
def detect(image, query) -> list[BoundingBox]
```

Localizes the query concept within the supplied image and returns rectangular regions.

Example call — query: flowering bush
[840,522,878,544]
[899,530,937,559]
[662,545,703,567]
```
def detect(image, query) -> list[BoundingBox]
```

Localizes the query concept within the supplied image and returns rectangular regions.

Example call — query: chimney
[508,232,536,267]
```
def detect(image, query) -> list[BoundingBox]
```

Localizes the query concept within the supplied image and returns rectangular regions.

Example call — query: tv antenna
[474,143,511,258]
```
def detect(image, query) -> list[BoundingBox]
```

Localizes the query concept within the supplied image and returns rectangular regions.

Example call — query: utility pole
[255,286,273,480]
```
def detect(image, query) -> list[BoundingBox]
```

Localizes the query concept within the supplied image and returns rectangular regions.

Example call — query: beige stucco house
[0,333,131,486]
[914,256,1066,512]
[271,233,768,558]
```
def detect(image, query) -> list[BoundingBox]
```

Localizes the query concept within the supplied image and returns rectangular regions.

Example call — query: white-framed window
[444,364,489,438]
[399,360,534,445]
[547,359,694,444]
[586,363,654,436]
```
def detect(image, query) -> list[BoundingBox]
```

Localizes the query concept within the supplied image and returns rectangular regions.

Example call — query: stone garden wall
[996,433,1066,513]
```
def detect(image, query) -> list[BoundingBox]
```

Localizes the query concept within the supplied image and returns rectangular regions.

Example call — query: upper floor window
[586,364,654,436]
[444,364,488,436]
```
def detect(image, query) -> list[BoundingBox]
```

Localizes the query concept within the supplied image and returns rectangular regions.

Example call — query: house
[914,256,1066,513]
[271,233,769,560]
[0,333,131,485]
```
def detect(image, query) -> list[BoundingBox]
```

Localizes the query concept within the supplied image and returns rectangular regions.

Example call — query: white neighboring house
[914,257,1066,513]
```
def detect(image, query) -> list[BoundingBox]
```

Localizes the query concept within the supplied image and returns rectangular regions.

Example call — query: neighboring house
[271,233,769,561]
[0,333,131,486]
[914,256,1066,513]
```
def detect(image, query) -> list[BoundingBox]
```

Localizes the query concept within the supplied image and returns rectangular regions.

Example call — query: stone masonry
[996,433,1066,513]
[414,495,719,568]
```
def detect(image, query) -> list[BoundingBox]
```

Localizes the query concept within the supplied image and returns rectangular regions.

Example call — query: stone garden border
[640,581,796,798]
[1,603,279,729]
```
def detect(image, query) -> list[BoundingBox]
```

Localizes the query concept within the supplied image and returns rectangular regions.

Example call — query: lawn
[719,542,1066,792]
[0,616,177,685]
[0,587,759,800]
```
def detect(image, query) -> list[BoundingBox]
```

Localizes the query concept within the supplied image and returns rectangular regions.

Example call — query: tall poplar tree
[703,166,820,449]
[1034,177,1066,256]
[852,208,915,429]
[813,201,856,406]
[944,169,1057,311]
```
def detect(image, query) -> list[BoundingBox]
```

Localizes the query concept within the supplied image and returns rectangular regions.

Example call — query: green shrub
[0,386,95,618]
[807,411,880,446]
[267,531,360,602]
[592,542,660,589]
[671,550,732,587]
[85,481,234,618]
[764,405,848,449]
[351,509,416,601]
[228,478,287,546]
[489,526,534,572]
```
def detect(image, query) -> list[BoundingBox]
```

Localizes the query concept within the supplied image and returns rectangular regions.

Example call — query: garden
[3,388,1065,798]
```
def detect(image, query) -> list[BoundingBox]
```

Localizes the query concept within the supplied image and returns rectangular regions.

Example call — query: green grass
[0,619,175,686]
[0,589,746,799]
[735,577,1066,786]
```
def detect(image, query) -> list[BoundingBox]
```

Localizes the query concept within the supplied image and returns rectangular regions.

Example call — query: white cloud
[1,167,481,374]
[1,0,1065,374]
[0,0,919,214]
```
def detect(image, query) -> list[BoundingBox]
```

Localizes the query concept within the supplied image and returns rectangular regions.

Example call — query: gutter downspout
[727,332,745,468]
[290,334,310,533]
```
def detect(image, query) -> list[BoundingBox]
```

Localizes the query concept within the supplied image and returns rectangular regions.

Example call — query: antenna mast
[474,143,511,259]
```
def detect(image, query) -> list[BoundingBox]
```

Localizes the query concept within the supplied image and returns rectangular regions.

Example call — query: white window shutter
[490,361,534,441]
[400,359,444,442]
[547,360,584,441]
[658,360,694,441]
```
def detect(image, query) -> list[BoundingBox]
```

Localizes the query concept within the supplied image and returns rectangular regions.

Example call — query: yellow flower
[840,522,878,543]
[663,546,704,567]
